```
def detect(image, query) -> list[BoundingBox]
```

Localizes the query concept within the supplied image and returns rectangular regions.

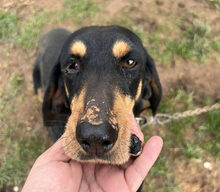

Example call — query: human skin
[22,118,163,192]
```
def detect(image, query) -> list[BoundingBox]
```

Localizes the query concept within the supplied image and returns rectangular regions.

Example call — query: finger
[69,160,83,191]
[125,136,163,191]
[37,138,71,163]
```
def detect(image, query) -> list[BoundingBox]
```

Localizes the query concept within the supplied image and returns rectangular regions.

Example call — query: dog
[33,26,162,166]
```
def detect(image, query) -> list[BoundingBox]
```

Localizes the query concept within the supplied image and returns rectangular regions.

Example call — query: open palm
[22,135,162,192]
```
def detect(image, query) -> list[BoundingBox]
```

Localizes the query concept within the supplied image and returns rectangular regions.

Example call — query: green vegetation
[174,22,210,62]
[108,15,148,44]
[159,90,197,142]
[146,156,180,192]
[208,0,220,9]
[0,74,49,188]
[0,127,49,187]
[0,10,50,51]
[0,0,219,191]
[63,0,99,23]
[150,157,170,178]
[197,110,220,159]
[16,11,51,51]
[0,0,99,52]
[143,89,219,190]
[182,141,204,160]
[148,22,213,65]
[211,39,220,51]
[7,74,24,98]
[0,74,23,121]
[0,11,19,43]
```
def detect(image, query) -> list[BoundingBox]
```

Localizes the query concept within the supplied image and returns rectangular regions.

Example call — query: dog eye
[63,59,80,74]
[123,59,137,68]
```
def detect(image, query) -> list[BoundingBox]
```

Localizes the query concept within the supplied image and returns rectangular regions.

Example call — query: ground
[0,0,220,191]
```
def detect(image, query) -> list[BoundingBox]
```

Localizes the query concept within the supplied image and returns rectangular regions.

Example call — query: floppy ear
[42,62,70,126]
[142,52,162,116]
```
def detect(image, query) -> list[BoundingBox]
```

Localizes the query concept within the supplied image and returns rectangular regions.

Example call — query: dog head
[44,26,162,164]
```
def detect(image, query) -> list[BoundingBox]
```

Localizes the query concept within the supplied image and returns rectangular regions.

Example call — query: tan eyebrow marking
[71,41,87,57]
[112,41,131,58]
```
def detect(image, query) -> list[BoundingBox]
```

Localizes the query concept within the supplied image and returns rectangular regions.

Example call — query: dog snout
[76,121,118,155]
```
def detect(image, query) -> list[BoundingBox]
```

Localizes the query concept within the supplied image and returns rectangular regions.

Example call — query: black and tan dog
[33,26,162,165]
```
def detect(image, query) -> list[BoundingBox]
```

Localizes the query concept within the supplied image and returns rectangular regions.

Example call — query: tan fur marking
[52,90,64,106]
[135,81,142,101]
[48,84,56,101]
[150,77,159,95]
[62,88,86,160]
[112,41,131,58]
[110,90,135,163]
[62,87,135,165]
[64,83,69,98]
[71,41,87,57]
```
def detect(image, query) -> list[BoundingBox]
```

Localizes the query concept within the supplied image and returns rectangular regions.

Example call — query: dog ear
[42,62,69,121]
[142,52,162,116]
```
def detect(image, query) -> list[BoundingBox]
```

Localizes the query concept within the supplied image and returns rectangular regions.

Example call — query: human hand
[22,120,163,192]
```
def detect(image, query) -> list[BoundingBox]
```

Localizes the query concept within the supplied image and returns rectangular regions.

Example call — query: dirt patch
[99,0,130,19]
[0,0,64,17]
[173,157,220,192]
[158,61,220,103]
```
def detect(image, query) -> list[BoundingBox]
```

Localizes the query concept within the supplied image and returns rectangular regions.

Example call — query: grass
[211,39,220,52]
[16,11,51,51]
[159,89,195,113]
[0,74,50,188]
[108,15,148,44]
[145,156,180,192]
[159,89,197,147]
[15,0,99,51]
[182,141,204,160]
[197,110,220,159]
[142,90,198,191]
[150,157,170,178]
[143,90,219,190]
[147,89,219,162]
[0,74,23,121]
[7,74,24,98]
[0,11,19,43]
[175,22,210,62]
[63,0,99,23]
[208,0,220,9]
[0,10,51,51]
[0,1,219,191]
[0,126,49,188]
[0,0,99,52]
[147,21,216,66]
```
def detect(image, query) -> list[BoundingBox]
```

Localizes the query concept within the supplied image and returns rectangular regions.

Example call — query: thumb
[36,137,71,164]
[125,136,163,191]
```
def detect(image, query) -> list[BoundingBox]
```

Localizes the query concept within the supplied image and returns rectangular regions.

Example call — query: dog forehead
[60,26,145,63]
[68,27,141,52]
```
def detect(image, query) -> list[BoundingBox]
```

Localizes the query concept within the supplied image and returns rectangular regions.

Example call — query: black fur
[33,26,162,192]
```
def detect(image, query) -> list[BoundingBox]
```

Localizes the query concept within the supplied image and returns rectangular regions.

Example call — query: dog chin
[76,149,130,165]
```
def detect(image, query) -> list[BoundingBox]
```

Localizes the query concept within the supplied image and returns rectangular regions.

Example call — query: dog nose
[76,121,118,155]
